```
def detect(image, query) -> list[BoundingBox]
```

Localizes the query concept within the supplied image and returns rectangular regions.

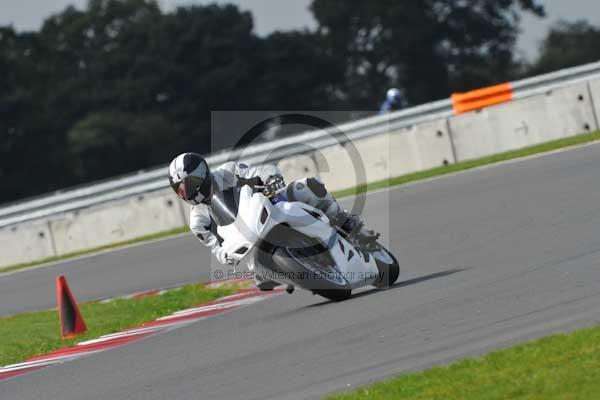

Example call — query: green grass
[3,130,600,274]
[0,281,246,366]
[326,324,600,400]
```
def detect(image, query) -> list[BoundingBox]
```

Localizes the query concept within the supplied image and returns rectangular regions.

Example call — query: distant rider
[379,88,403,114]
[168,153,377,270]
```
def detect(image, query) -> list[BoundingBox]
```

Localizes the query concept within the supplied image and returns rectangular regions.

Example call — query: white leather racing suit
[189,161,343,265]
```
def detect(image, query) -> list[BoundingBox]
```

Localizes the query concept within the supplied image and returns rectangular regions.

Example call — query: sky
[0,0,599,60]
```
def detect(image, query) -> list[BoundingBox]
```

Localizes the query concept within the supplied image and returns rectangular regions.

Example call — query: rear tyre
[372,247,400,288]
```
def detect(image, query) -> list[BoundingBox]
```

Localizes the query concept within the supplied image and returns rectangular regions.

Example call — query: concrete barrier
[317,120,456,192]
[278,154,319,183]
[399,120,456,170]
[586,78,600,125]
[182,202,192,226]
[449,82,598,161]
[50,189,186,255]
[0,220,56,267]
[314,143,360,191]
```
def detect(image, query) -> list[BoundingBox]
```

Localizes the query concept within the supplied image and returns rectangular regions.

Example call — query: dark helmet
[168,153,212,205]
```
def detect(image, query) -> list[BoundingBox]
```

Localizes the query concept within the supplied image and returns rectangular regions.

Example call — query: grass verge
[3,130,600,274]
[325,324,600,400]
[0,281,247,366]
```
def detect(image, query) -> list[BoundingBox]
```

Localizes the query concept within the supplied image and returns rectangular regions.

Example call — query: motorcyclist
[379,88,403,114]
[168,152,378,268]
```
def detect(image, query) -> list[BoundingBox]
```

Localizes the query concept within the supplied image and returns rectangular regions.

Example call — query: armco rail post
[56,275,87,339]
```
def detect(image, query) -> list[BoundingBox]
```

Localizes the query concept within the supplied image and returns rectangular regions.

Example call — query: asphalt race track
[2,143,600,399]
[0,232,211,316]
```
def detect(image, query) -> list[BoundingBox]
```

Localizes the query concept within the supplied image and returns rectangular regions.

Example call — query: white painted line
[165,296,264,318]
[77,330,157,346]
[163,305,237,319]
[157,294,274,322]
[0,350,103,372]
[170,301,241,316]
[91,325,165,341]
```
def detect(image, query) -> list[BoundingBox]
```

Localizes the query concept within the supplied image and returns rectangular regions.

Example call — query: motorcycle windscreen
[208,187,240,226]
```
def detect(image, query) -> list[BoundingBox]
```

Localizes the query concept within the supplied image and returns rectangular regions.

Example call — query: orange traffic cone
[56,275,87,339]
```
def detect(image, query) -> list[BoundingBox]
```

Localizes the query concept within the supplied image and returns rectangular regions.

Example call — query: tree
[67,111,179,180]
[309,0,545,108]
[0,1,269,197]
[150,3,262,153]
[0,0,552,204]
[255,31,344,109]
[528,20,600,76]
[0,27,62,200]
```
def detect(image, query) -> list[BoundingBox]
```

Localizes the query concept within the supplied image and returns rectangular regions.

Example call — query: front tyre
[272,247,353,302]
[372,247,400,288]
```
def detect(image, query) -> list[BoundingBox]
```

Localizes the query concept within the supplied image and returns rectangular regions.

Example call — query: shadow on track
[308,268,466,307]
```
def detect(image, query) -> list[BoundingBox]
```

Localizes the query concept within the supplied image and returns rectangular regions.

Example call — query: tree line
[0,0,598,203]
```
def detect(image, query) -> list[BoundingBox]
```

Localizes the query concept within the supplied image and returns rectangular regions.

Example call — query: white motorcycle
[209,180,399,302]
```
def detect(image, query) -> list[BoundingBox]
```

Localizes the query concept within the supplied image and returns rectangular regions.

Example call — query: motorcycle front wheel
[271,233,352,302]
[371,247,400,288]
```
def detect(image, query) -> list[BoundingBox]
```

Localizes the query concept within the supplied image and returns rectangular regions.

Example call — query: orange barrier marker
[56,275,87,339]
[451,82,513,115]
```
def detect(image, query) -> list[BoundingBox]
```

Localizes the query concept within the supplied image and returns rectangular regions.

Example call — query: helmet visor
[177,175,211,204]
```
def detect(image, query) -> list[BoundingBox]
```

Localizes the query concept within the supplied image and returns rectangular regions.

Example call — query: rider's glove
[264,174,286,195]
[226,255,237,266]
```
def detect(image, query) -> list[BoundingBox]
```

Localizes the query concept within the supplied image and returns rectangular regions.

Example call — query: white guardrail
[2,60,600,228]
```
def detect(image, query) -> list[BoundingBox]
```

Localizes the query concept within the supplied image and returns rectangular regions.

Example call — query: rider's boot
[331,211,380,249]
[288,177,380,248]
